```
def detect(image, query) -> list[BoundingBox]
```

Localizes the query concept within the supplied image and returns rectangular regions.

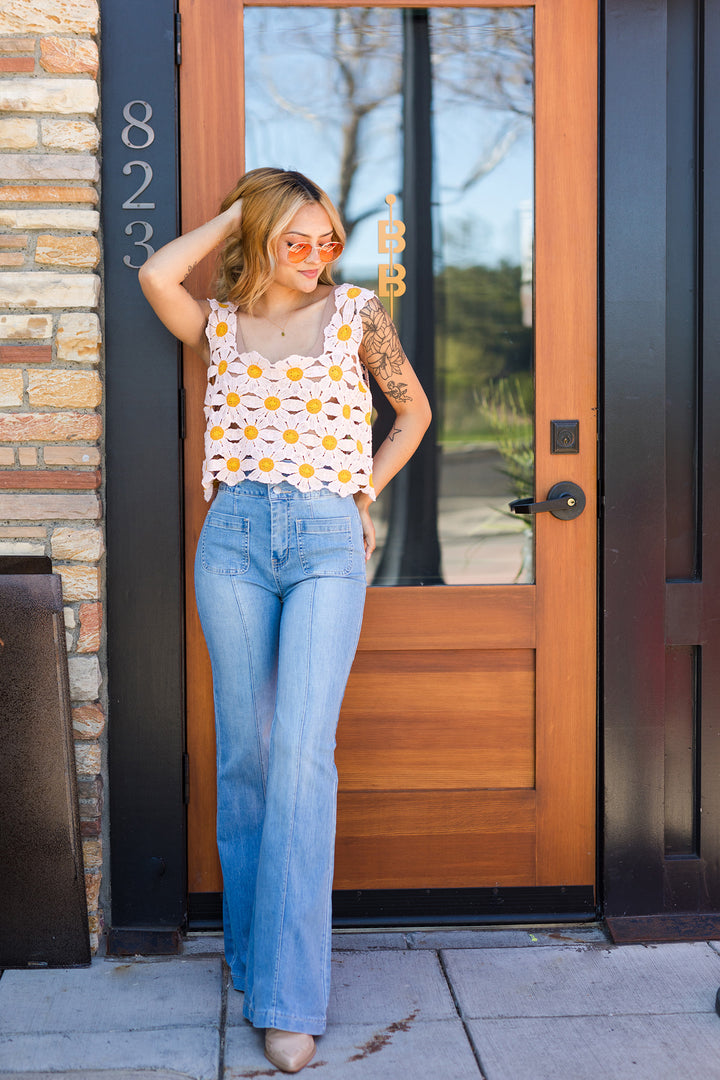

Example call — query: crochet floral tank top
[201,283,376,502]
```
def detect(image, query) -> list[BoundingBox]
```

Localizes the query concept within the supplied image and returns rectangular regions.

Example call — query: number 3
[123,220,155,268]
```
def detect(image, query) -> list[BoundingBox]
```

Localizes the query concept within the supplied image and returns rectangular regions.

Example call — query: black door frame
[603,0,720,941]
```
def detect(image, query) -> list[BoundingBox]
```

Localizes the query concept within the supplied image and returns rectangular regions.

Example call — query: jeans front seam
[269,577,316,1016]
[230,577,267,799]
[319,767,338,1006]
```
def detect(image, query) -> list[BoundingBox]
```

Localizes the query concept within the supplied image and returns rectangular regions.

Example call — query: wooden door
[180,0,597,908]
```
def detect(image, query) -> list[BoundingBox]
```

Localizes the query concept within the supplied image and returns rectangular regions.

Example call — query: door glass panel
[244,7,534,584]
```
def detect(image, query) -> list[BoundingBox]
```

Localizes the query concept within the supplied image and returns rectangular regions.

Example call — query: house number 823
[122,100,156,268]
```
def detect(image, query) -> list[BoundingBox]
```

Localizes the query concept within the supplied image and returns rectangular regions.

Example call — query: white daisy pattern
[316,449,370,495]
[201,286,377,501]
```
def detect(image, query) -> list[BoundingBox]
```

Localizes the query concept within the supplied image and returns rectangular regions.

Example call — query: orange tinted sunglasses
[286,241,344,264]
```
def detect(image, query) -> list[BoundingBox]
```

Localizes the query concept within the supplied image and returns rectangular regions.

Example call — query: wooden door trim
[534,0,597,885]
[180,0,247,893]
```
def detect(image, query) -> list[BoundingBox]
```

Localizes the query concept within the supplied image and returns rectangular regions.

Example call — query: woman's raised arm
[138,201,242,358]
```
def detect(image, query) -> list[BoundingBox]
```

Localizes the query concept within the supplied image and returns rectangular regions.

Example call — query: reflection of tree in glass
[246,9,402,242]
[436,261,532,440]
[246,9,532,238]
[480,373,533,501]
[479,373,534,581]
[430,9,533,196]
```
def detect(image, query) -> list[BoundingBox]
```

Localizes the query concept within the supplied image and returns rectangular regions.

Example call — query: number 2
[122,161,155,210]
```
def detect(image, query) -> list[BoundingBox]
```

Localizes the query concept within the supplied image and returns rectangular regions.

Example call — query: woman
[139,168,431,1073]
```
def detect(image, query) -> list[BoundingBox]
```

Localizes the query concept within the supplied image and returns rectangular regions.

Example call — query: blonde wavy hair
[214,168,346,312]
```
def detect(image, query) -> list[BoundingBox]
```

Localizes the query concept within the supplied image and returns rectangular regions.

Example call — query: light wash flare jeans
[194,479,367,1035]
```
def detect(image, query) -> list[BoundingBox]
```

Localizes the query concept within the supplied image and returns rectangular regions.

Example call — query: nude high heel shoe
[264,1028,316,1073]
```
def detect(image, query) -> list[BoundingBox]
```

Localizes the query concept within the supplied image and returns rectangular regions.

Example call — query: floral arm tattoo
[360,296,414,403]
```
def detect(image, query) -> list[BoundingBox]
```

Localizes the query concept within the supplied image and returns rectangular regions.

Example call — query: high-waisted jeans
[194,479,367,1034]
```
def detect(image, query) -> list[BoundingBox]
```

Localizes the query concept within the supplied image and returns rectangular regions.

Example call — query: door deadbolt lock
[509,481,586,521]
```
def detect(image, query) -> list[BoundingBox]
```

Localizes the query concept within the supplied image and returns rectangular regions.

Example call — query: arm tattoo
[361,297,413,400]
[386,381,410,403]
[387,424,402,442]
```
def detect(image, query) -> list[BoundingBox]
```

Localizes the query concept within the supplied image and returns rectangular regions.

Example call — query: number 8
[122,101,155,150]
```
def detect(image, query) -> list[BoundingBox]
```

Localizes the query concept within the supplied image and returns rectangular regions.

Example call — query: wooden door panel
[337,662,535,790]
[334,791,536,888]
[354,586,536,651]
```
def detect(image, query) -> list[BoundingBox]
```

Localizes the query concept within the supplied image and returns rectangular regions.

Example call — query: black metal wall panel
[603,0,669,918]
[101,0,186,937]
[604,0,720,937]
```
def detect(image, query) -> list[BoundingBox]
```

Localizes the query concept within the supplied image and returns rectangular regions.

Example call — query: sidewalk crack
[218,958,230,1079]
[438,950,488,1079]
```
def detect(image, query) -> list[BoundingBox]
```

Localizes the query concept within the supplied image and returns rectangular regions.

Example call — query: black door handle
[509,481,586,521]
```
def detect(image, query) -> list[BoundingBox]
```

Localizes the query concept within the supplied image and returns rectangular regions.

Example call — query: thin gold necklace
[260,309,294,337]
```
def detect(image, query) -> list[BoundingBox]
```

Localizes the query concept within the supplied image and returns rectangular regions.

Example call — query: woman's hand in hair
[138,204,241,361]
[225,197,242,232]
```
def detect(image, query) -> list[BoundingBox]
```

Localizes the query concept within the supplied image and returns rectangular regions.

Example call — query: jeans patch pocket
[201,511,250,575]
[296,517,353,577]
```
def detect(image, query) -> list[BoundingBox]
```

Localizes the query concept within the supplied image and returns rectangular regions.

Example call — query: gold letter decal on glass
[378,194,406,319]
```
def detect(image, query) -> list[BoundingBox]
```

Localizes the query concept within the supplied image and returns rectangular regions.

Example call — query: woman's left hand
[353,493,376,562]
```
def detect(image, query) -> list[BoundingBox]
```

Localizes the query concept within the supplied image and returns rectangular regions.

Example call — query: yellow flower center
[346,287,361,299]
[322,435,338,451]
[218,360,228,375]
[356,439,363,453]
[365,412,372,425]
[226,392,240,407]
[210,425,224,441]
[247,364,262,379]
[283,428,299,444]
[244,425,258,439]
[358,380,368,394]
[369,473,374,488]
[337,324,352,341]
[264,396,281,411]
[337,469,352,484]
[216,321,228,337]
[287,367,303,382]
[342,404,352,420]
[328,365,343,381]
[299,463,315,478]
[306,398,322,414]
[218,302,228,308]
[226,457,240,472]
[258,458,274,472]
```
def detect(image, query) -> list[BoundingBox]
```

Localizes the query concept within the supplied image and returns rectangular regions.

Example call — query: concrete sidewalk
[2,925,720,1079]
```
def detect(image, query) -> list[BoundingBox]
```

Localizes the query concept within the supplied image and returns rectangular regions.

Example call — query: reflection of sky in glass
[244,8,533,276]
[431,10,533,268]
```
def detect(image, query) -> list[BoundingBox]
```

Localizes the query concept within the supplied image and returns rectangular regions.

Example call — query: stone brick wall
[0,1,104,952]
